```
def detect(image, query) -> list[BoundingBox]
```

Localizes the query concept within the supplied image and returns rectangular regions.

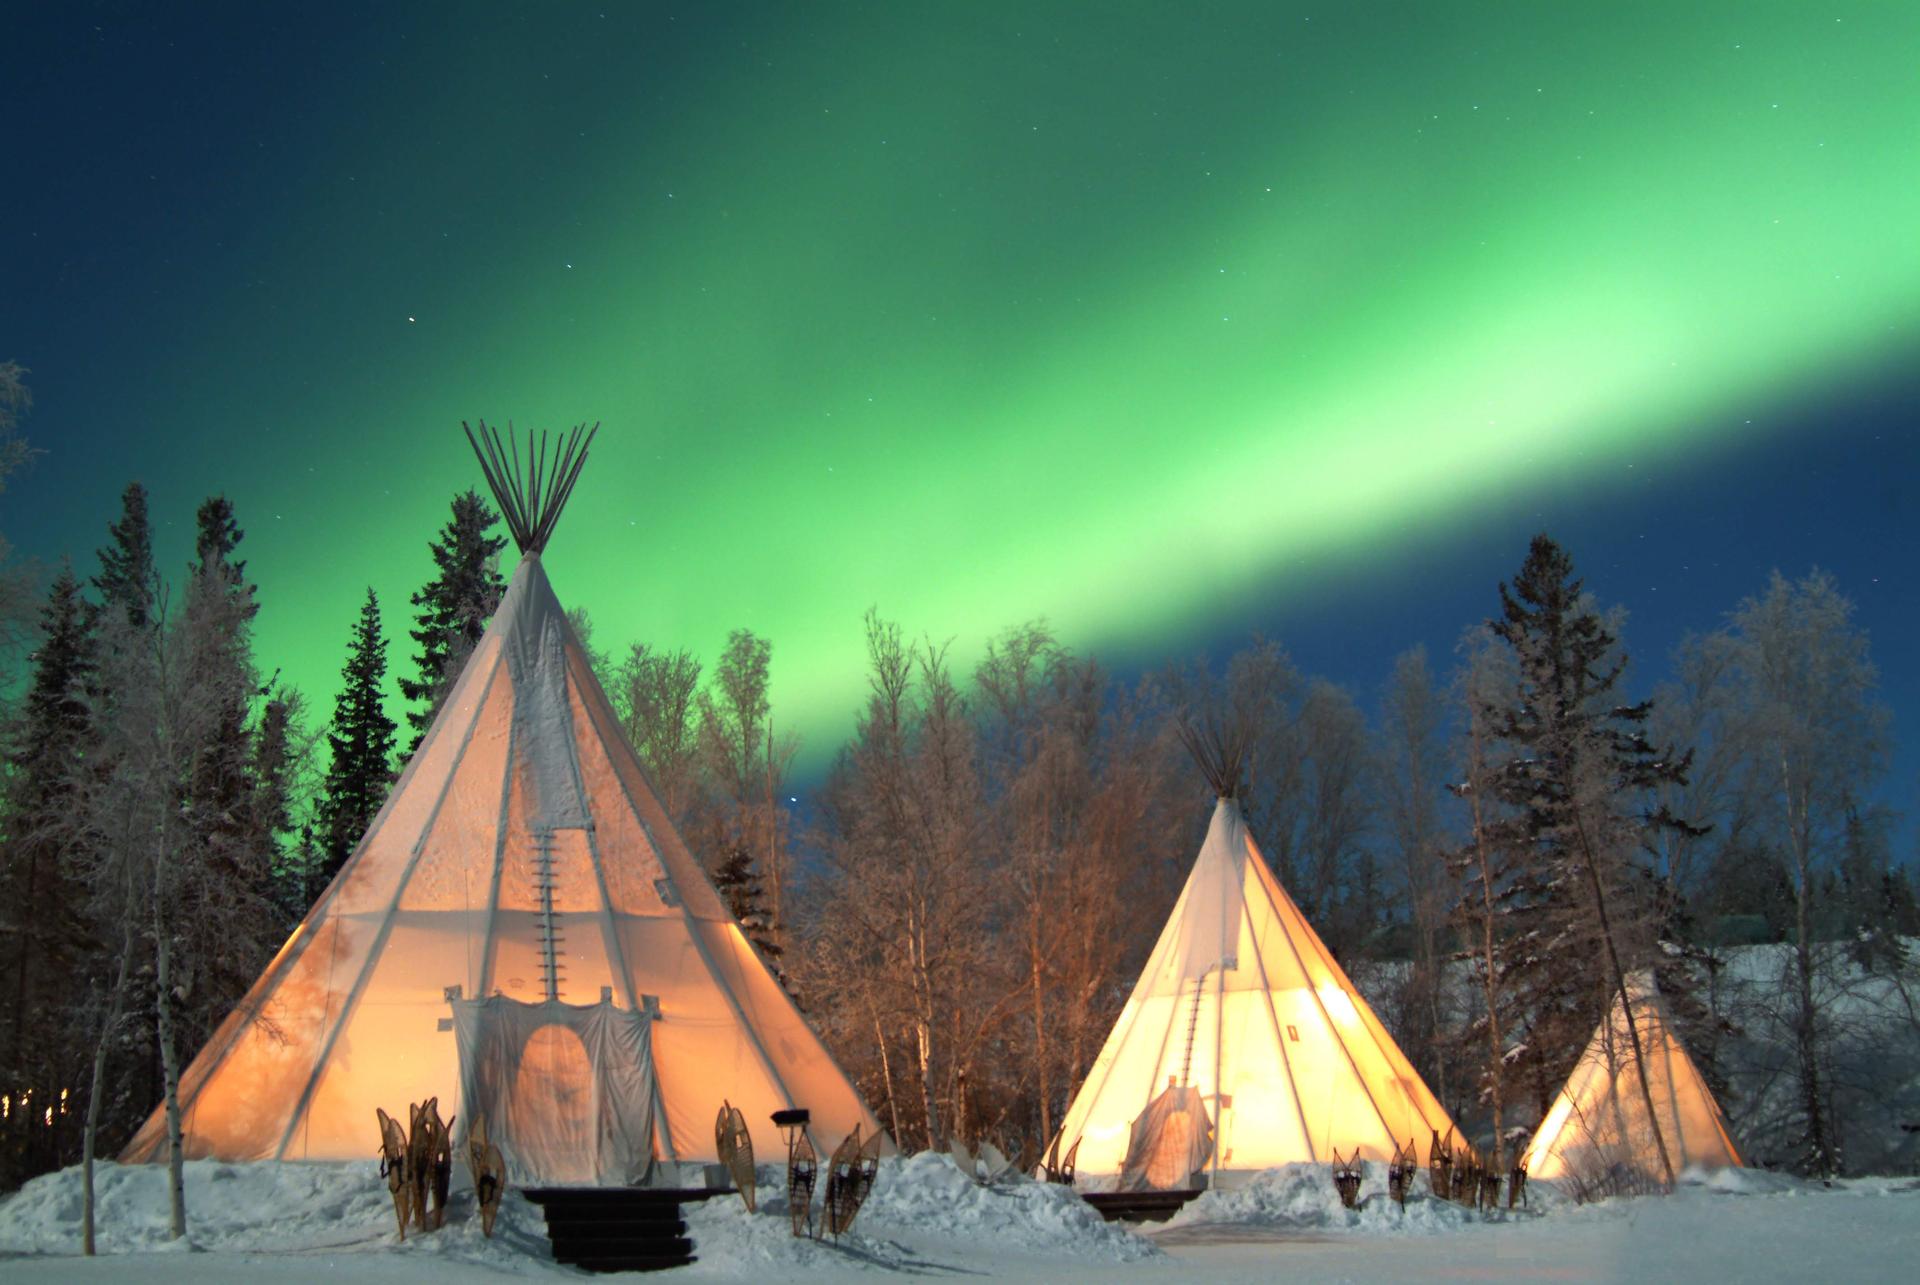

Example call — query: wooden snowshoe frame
[715,1100,757,1212]
[1387,1137,1416,1205]
[1452,1153,1477,1204]
[1331,1147,1363,1210]
[1429,1127,1453,1202]
[823,1124,873,1239]
[406,1098,449,1231]
[376,1108,413,1240]
[775,1109,816,1239]
[423,1098,454,1230]
[856,1127,883,1205]
[467,1114,507,1238]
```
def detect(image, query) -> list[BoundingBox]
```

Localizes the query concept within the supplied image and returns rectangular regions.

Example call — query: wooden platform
[1081,1188,1205,1223]
[522,1186,731,1273]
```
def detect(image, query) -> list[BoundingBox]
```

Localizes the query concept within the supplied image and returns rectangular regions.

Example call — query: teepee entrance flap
[1120,1082,1214,1192]
[452,995,662,1187]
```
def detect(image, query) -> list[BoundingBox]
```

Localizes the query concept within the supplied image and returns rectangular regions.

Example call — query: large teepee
[1520,978,1741,1188]
[125,423,881,1178]
[1052,721,1458,1190]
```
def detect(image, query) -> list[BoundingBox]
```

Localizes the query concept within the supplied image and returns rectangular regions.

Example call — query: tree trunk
[152,887,186,1240]
[907,897,941,1149]
[1782,753,1834,1177]
[1568,804,1676,1189]
[1463,723,1506,1170]
[872,1013,903,1144]
[1031,904,1052,1147]
[82,912,139,1257]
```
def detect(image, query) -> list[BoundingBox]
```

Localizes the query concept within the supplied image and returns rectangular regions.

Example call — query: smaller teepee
[1051,711,1459,1190]
[1520,978,1742,1191]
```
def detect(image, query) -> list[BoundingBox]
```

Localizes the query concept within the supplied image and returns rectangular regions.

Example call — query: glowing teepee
[1520,978,1742,1187]
[125,423,881,1178]
[1052,719,1458,1190]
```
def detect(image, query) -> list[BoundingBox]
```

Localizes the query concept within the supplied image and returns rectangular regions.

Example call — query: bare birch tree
[1715,570,1888,1177]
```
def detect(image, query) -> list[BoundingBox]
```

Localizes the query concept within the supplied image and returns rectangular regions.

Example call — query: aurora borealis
[5,4,1918,773]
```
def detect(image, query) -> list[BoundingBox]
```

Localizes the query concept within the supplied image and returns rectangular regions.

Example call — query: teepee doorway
[452,996,665,1187]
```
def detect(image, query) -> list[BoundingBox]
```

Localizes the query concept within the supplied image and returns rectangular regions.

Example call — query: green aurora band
[105,5,1920,763]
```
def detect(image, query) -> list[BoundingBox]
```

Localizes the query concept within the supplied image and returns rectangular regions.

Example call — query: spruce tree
[399,490,506,754]
[191,496,251,609]
[247,690,301,929]
[0,566,98,1186]
[1478,534,1705,1189]
[712,843,783,969]
[93,482,155,629]
[314,590,398,899]
[176,496,278,1055]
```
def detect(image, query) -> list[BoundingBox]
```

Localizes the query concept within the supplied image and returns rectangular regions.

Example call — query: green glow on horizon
[133,5,1918,766]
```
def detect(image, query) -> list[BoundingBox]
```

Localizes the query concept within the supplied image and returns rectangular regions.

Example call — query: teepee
[124,423,881,1181]
[1052,717,1458,1190]
[1520,978,1741,1189]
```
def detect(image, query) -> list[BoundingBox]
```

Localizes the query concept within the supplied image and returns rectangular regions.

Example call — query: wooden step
[1081,1188,1204,1223]
[522,1186,726,1273]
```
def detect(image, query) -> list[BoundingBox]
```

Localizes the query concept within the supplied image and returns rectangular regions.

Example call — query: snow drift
[1163,1160,1557,1235]
[0,1152,1156,1274]
[0,1159,553,1269]
[683,1152,1157,1275]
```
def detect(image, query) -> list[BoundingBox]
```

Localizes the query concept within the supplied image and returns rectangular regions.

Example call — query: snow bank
[683,1152,1157,1276]
[1163,1161,1525,1235]
[0,1153,1154,1276]
[0,1159,553,1271]
[1680,1164,1804,1197]
[866,1152,1156,1257]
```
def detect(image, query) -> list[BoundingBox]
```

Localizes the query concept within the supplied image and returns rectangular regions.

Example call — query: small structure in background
[716,1101,755,1212]
[1520,978,1743,1201]
[774,1108,816,1239]
[1331,1149,1363,1209]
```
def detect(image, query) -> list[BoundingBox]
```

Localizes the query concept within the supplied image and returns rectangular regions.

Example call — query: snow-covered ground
[3,1156,1915,1282]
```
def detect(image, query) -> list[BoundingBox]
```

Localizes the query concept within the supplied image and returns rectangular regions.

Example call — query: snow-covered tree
[1715,570,1889,1177]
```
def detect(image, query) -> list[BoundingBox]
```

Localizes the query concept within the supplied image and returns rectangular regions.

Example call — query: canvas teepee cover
[1520,979,1742,1185]
[124,425,881,1175]
[1054,796,1458,1189]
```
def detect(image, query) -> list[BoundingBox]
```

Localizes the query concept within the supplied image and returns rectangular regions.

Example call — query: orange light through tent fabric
[1052,798,1458,1189]
[122,426,881,1176]
[1520,979,1742,1186]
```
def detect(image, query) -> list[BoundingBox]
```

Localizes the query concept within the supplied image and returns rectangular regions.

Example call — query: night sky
[4,4,1916,826]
